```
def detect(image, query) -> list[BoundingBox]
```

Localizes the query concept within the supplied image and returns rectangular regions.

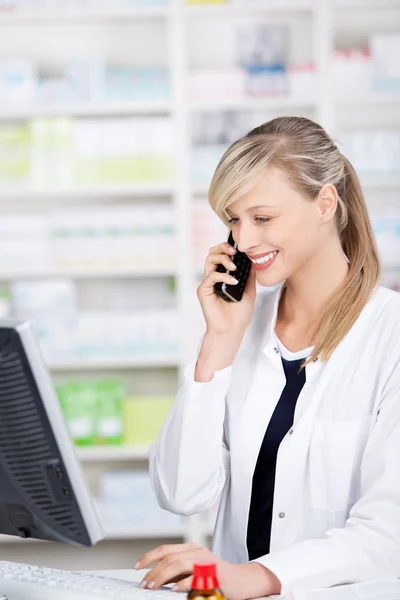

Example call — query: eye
[228,217,239,224]
[255,217,272,223]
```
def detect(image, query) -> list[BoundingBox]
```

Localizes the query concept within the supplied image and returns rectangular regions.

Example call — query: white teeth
[250,251,278,265]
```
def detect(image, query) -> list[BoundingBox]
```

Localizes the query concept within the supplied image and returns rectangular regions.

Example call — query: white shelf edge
[189,94,400,113]
[0,268,176,281]
[0,6,171,23]
[77,445,150,462]
[47,355,180,371]
[190,96,317,111]
[336,93,400,107]
[0,185,175,200]
[333,0,400,7]
[184,2,314,17]
[0,101,172,120]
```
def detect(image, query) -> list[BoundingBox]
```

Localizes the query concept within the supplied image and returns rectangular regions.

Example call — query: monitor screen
[0,319,104,546]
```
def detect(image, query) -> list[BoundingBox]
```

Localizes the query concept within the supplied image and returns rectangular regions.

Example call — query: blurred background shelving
[0,0,399,571]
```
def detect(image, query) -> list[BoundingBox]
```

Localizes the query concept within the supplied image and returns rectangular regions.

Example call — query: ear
[318,184,338,223]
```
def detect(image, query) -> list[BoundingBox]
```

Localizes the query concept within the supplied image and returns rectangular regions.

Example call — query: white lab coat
[149,284,400,595]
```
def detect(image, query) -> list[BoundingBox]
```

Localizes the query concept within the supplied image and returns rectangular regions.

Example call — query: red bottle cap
[192,563,220,590]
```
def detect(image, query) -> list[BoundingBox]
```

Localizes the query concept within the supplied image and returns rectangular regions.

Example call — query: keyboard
[0,561,184,600]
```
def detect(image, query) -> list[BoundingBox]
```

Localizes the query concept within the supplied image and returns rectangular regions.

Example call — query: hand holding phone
[196,231,256,341]
[214,231,252,302]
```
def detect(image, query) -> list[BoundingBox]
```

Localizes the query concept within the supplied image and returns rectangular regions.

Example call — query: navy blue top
[246,356,306,560]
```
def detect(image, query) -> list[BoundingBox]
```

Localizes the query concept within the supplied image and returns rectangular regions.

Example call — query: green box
[57,379,125,447]
[95,379,125,446]
[123,396,174,446]
[56,381,97,446]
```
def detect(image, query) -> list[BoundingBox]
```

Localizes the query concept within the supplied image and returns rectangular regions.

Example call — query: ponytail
[304,155,381,365]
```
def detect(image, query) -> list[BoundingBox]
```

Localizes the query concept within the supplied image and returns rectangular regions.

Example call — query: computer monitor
[0,319,104,546]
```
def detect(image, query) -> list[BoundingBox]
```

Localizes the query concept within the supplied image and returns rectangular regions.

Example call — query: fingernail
[228,247,236,254]
[147,581,155,590]
[172,585,179,592]
[140,580,147,589]
[229,262,236,270]
[134,561,141,569]
[230,277,238,284]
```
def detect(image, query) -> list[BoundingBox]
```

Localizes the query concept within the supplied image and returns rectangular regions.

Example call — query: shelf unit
[0,0,398,570]
[0,101,172,119]
[48,355,180,371]
[0,6,172,23]
[77,445,150,462]
[189,97,318,111]
[0,185,175,201]
[0,268,177,281]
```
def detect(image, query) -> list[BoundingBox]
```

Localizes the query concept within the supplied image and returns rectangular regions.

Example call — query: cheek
[279,214,320,258]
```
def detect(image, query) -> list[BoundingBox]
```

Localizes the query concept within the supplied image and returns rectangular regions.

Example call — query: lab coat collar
[262,283,286,366]
[262,283,322,378]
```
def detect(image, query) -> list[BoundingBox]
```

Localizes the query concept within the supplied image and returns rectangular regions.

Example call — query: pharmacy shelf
[184,0,396,13]
[77,445,150,462]
[0,6,170,24]
[0,268,176,281]
[0,101,172,120]
[189,96,398,118]
[333,0,400,7]
[48,355,180,371]
[184,2,314,18]
[336,93,400,106]
[0,185,175,201]
[190,96,318,112]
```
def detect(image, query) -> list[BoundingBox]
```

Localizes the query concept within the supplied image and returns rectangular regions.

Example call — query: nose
[235,224,260,254]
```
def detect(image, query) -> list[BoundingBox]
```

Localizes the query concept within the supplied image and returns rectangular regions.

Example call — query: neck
[281,237,349,329]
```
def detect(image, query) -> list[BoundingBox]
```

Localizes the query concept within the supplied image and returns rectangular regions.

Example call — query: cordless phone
[214,231,252,302]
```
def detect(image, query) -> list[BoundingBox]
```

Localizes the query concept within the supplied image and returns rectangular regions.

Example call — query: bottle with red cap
[188,563,225,600]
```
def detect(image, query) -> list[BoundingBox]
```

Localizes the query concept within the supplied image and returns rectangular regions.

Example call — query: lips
[250,251,279,271]
[249,250,279,265]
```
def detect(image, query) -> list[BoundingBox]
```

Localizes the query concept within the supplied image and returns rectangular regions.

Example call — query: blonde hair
[209,116,381,366]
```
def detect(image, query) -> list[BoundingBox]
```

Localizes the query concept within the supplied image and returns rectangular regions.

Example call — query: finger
[197,271,239,298]
[209,242,237,257]
[172,576,193,593]
[162,573,189,585]
[135,543,199,570]
[141,557,192,590]
[204,253,237,278]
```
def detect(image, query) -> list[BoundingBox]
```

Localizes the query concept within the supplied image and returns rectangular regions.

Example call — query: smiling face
[225,166,336,287]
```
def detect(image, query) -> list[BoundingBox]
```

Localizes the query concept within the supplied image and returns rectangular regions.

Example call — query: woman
[135,117,400,599]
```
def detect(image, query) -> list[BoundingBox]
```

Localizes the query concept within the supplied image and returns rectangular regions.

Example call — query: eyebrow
[225,205,277,215]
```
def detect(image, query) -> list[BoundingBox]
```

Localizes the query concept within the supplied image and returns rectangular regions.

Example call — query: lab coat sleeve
[252,363,400,596]
[148,360,232,515]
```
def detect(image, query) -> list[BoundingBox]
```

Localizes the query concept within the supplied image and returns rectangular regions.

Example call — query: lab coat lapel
[231,287,287,533]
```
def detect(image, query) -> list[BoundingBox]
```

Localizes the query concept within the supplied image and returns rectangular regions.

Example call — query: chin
[254,270,284,289]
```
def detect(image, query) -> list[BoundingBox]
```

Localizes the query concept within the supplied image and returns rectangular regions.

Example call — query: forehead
[226,167,299,215]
